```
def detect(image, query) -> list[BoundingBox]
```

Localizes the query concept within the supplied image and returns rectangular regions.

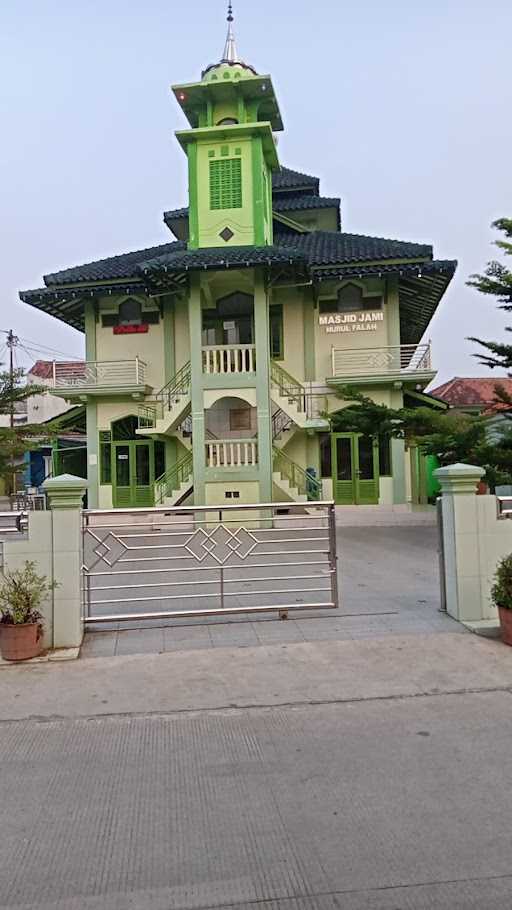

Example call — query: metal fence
[82,501,338,625]
[0,511,29,537]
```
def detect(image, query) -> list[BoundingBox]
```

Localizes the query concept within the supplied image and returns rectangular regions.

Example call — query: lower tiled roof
[44,241,185,287]
[277,231,432,266]
[140,231,433,275]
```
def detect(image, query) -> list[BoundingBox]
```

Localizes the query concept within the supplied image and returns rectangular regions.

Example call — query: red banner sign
[113,324,149,335]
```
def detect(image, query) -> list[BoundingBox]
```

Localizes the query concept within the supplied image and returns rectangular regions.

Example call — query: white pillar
[435,463,486,624]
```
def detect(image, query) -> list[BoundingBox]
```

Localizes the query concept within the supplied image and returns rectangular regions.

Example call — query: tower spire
[222,2,238,64]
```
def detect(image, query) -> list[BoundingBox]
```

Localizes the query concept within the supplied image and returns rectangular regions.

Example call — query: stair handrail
[138,402,161,430]
[156,361,191,411]
[270,361,306,413]
[154,452,193,504]
[272,446,322,501]
[272,407,294,440]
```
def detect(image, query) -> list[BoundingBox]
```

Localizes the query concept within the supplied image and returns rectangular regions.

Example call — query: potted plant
[0,561,55,661]
[491,553,512,646]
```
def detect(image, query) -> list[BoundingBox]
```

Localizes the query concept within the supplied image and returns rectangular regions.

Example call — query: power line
[17,337,84,361]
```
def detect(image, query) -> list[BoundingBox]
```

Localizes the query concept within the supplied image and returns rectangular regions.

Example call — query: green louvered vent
[209,158,242,210]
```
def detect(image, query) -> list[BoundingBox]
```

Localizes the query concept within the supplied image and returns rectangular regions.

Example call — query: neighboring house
[430,376,512,444]
[26,360,83,423]
[24,406,87,490]
[0,400,27,429]
[430,377,512,416]
[19,12,456,511]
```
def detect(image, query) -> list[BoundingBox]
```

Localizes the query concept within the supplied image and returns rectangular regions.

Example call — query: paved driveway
[81,525,458,659]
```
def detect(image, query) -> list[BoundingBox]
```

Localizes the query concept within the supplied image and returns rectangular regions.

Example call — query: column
[189,273,205,503]
[435,463,485,623]
[42,473,89,649]
[254,269,273,501]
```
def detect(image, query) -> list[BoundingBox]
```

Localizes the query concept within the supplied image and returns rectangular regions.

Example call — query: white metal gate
[82,501,338,624]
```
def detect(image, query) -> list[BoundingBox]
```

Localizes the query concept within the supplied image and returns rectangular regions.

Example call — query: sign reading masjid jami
[318,311,384,334]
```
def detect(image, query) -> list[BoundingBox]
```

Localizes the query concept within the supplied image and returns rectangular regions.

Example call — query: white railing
[205,439,258,468]
[202,345,256,375]
[331,343,432,378]
[53,358,147,389]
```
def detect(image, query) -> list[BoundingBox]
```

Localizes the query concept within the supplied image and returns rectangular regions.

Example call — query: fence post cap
[434,463,485,479]
[43,474,88,510]
[434,463,485,495]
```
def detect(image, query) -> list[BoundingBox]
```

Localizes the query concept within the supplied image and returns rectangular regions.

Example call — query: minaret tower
[172,3,283,249]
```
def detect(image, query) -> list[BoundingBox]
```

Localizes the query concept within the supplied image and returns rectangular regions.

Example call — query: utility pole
[6,329,18,428]
[6,329,19,494]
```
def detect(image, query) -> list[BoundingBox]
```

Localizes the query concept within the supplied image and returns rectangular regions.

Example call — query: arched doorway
[111,416,164,508]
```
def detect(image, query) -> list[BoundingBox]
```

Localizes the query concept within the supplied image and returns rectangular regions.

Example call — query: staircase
[137,362,191,437]
[271,407,296,450]
[155,452,193,506]
[270,361,310,428]
[272,447,322,504]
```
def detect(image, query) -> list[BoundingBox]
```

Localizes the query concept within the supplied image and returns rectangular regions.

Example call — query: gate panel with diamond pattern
[82,501,338,624]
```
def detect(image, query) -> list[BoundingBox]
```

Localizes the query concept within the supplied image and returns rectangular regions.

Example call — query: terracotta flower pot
[0,622,43,661]
[477,481,489,495]
[498,606,512,647]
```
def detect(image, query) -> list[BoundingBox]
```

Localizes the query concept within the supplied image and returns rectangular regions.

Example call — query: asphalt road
[4,523,510,909]
[2,684,512,909]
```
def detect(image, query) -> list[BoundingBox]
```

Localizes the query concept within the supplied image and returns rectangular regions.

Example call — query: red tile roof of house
[28,360,84,380]
[430,377,512,413]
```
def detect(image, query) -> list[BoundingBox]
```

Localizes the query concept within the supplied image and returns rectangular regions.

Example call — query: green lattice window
[209,158,242,210]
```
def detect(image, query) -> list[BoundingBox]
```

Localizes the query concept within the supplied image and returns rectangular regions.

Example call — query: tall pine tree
[468,218,512,371]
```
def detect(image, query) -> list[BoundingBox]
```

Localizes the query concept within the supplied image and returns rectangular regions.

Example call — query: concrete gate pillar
[434,463,486,624]
[43,474,89,649]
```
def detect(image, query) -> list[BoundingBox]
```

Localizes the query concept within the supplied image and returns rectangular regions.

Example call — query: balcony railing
[52,359,147,389]
[331,343,432,378]
[206,439,258,468]
[202,345,256,375]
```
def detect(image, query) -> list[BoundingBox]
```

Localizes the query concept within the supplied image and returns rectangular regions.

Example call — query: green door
[113,441,154,508]
[332,434,379,505]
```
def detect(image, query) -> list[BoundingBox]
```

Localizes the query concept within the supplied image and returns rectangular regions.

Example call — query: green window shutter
[99,432,112,484]
[209,158,242,210]
[269,304,284,360]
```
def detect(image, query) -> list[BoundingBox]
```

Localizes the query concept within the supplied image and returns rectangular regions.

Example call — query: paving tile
[80,633,117,659]
[163,625,212,651]
[251,620,306,644]
[209,624,260,648]
[115,628,165,656]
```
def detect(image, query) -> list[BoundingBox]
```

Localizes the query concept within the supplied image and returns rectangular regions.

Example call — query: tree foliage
[467,218,512,372]
[0,368,50,484]
[329,386,512,491]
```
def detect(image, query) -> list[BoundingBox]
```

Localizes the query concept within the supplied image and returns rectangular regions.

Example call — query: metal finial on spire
[222,1,238,63]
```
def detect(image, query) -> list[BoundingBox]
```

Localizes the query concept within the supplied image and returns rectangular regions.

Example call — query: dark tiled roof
[139,244,307,274]
[139,231,432,276]
[272,167,319,193]
[276,230,432,266]
[32,229,434,295]
[44,241,185,286]
[163,207,188,223]
[273,196,340,213]
[163,195,339,230]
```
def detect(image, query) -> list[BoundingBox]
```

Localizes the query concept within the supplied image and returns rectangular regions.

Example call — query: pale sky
[1,0,511,383]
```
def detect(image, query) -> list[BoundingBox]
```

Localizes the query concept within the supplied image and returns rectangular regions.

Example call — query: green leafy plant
[491,554,512,611]
[0,561,56,626]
